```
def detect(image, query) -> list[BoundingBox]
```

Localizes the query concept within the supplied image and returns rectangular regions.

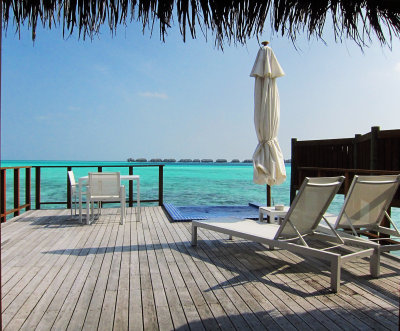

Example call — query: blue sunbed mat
[163,203,261,222]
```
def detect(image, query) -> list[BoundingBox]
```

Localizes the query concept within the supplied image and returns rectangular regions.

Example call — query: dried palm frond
[2,0,400,48]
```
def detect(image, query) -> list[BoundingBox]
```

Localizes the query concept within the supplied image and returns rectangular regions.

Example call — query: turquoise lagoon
[2,160,399,235]
[1,160,308,209]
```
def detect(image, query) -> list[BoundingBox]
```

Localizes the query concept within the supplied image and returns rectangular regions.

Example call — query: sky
[1,16,400,161]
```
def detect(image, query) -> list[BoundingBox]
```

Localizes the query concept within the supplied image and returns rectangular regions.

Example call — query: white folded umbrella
[250,44,286,187]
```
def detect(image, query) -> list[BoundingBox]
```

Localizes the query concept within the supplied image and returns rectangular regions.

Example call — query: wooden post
[158,166,164,206]
[67,166,72,210]
[267,185,271,206]
[344,171,350,196]
[0,169,6,223]
[129,166,133,207]
[370,126,390,239]
[353,134,361,169]
[13,168,20,217]
[35,167,41,209]
[290,138,297,204]
[26,168,31,211]
[370,126,379,170]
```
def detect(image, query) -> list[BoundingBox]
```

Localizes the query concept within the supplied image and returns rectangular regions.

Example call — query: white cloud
[395,62,400,73]
[93,64,110,74]
[35,115,50,121]
[138,92,168,99]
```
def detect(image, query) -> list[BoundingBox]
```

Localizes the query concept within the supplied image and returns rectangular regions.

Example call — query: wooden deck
[1,207,399,330]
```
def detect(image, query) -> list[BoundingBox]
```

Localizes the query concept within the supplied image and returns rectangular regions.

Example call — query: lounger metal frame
[192,177,380,292]
[334,175,400,252]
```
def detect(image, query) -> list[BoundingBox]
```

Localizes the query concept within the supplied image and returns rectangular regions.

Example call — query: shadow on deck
[1,207,399,330]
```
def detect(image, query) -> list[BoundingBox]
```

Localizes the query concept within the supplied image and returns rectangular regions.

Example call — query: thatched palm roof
[3,1,400,47]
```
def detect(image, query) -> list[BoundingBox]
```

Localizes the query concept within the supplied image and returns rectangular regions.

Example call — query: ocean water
[2,159,399,234]
[0,160,308,209]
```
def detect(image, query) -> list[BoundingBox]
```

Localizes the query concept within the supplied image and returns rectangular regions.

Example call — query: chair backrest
[88,172,121,197]
[276,176,344,239]
[68,171,76,186]
[334,175,400,230]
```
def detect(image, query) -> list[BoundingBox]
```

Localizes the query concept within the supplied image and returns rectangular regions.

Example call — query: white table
[79,174,140,224]
[259,206,289,224]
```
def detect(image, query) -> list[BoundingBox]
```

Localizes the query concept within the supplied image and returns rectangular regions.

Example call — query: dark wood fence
[291,126,400,203]
[0,164,164,222]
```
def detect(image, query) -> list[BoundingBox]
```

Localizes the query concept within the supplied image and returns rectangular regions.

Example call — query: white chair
[86,172,126,225]
[68,171,83,216]
[192,176,380,292]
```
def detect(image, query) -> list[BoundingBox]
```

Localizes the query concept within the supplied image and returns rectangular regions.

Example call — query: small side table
[259,206,290,224]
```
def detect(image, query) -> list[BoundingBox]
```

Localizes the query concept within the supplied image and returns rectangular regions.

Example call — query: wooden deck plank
[151,211,204,328]
[137,210,159,331]
[80,212,121,330]
[2,210,71,292]
[1,209,50,244]
[67,210,119,330]
[268,246,399,329]
[1,210,69,266]
[179,222,308,328]
[217,235,367,330]
[113,209,132,331]
[2,211,89,329]
[146,209,192,330]
[142,208,175,330]
[181,223,314,330]
[97,213,125,330]
[2,206,400,331]
[237,235,396,330]
[18,214,96,330]
[187,220,398,331]
[270,250,372,330]
[178,213,360,328]
[50,212,116,330]
[128,212,144,331]
[35,213,110,330]
[156,210,238,330]
[156,209,275,330]
[230,227,398,330]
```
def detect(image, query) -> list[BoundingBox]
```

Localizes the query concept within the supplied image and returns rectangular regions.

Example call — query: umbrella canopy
[250,45,286,186]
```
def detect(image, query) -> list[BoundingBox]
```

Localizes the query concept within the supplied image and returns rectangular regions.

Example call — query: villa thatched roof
[3,1,400,47]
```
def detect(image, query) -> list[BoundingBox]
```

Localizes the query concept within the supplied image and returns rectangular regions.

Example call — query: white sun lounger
[192,176,380,292]
[320,175,400,253]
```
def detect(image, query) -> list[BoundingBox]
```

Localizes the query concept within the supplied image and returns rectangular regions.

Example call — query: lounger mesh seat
[192,176,380,292]
[322,175,400,252]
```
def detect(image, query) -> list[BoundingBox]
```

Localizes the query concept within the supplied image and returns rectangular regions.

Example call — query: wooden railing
[0,164,164,222]
[0,166,32,222]
[291,126,400,202]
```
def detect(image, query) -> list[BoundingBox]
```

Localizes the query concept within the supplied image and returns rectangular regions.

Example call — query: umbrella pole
[266,185,271,206]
